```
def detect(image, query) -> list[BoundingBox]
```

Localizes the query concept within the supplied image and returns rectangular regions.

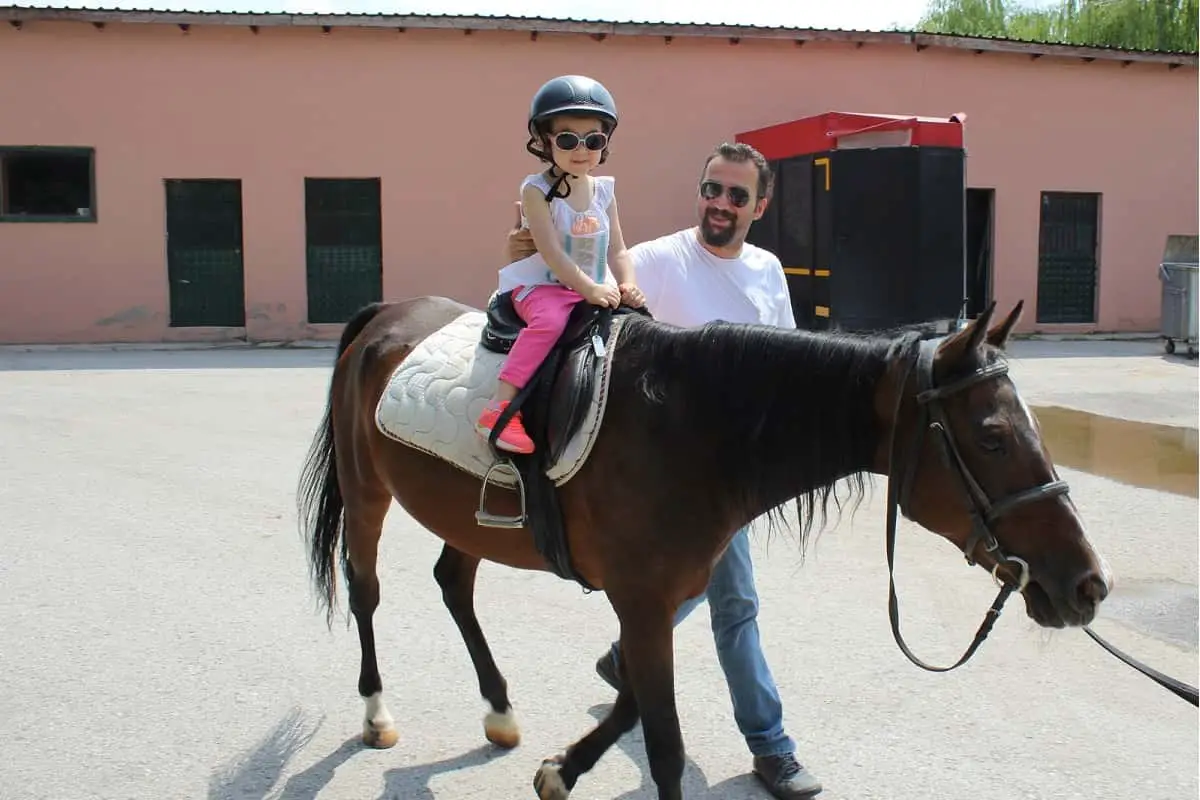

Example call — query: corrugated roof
[2,4,1196,65]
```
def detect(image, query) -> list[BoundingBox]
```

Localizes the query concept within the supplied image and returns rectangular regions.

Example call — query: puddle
[1031,405,1198,498]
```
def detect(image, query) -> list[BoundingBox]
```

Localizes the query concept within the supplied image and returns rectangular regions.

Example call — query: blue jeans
[609,525,795,758]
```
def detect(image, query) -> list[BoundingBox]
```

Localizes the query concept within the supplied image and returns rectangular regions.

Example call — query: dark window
[0,147,96,222]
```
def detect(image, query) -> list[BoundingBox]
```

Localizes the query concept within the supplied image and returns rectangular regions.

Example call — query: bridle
[884,335,1067,672]
[882,334,1199,708]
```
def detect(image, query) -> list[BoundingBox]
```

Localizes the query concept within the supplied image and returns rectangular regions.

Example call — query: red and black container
[737,111,969,332]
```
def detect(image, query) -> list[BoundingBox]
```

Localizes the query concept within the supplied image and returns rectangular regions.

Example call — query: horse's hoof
[362,721,399,749]
[484,708,521,749]
[533,755,569,800]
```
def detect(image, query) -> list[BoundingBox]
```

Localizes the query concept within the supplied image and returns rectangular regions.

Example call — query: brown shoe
[753,752,823,799]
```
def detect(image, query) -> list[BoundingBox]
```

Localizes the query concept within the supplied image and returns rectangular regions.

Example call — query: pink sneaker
[476,400,535,454]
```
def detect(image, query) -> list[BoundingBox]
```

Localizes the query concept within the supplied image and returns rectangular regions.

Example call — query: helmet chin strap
[544,164,570,202]
[544,163,591,203]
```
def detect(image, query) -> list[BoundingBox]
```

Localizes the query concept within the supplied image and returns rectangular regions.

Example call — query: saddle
[477,288,650,591]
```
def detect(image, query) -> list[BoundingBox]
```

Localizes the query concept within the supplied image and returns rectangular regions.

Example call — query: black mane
[618,315,934,554]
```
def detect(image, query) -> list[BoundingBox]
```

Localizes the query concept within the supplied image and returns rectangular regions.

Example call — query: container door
[914,146,968,323]
[1036,191,1099,324]
[305,177,383,324]
[828,148,919,332]
[165,179,246,327]
[777,155,816,328]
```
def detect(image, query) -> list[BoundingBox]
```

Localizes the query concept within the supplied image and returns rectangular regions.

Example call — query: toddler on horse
[476,74,645,454]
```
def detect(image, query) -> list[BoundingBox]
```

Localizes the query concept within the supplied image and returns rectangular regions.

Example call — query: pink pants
[498,283,584,389]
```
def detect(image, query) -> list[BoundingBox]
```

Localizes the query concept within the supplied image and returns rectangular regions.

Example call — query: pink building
[0,6,1196,344]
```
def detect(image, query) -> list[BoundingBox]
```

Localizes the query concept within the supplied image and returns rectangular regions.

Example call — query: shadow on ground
[207,708,326,800]
[208,703,779,800]
[207,707,510,800]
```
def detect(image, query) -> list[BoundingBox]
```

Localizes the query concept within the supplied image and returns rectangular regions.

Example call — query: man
[504,141,823,800]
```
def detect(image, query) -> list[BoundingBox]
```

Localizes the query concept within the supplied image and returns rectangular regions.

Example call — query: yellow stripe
[783,267,811,275]
[815,305,830,318]
[814,157,831,191]
[814,269,830,278]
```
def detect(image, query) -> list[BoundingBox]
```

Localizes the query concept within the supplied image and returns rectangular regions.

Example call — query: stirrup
[475,458,527,528]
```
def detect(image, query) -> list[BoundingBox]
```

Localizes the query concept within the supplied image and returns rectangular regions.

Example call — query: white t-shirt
[630,227,796,329]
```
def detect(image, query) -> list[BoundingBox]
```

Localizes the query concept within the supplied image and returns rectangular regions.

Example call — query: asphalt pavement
[1,337,1195,800]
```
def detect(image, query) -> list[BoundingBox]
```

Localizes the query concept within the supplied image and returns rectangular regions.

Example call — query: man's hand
[618,283,646,308]
[505,201,537,264]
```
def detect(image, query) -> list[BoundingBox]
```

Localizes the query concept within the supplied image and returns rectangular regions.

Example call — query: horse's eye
[979,434,1006,454]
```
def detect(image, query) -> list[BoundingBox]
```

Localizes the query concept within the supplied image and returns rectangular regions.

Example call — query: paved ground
[1,338,1196,800]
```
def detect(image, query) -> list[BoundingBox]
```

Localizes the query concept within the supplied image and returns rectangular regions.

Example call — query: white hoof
[361,691,398,749]
[362,720,399,749]
[533,756,570,800]
[483,708,521,749]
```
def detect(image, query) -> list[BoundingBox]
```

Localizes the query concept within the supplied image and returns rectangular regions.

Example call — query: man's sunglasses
[553,131,609,152]
[699,180,752,208]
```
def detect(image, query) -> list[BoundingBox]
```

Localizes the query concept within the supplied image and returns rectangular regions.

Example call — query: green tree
[917,0,1198,51]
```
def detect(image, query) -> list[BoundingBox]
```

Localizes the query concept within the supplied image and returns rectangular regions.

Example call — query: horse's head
[883,301,1112,628]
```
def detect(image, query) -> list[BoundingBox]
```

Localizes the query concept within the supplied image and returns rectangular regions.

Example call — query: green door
[305,178,383,323]
[1036,191,1099,324]
[165,179,246,327]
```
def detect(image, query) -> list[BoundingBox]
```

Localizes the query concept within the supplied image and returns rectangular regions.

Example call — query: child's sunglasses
[553,131,609,152]
[699,180,752,208]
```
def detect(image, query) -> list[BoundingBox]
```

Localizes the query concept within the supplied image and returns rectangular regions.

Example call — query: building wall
[0,19,1195,343]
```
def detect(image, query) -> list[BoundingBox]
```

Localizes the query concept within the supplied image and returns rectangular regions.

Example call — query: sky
[41,0,948,31]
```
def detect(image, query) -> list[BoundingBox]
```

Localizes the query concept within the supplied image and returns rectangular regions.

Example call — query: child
[476,74,645,454]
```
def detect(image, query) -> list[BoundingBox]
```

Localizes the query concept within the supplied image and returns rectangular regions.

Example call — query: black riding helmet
[526,75,618,200]
[527,74,619,137]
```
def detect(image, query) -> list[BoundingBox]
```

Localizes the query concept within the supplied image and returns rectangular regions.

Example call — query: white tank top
[498,172,618,299]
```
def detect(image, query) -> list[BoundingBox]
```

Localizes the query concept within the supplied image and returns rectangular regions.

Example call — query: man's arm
[769,256,797,329]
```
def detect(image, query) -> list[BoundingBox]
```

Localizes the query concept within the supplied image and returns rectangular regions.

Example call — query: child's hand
[619,283,646,308]
[584,282,621,308]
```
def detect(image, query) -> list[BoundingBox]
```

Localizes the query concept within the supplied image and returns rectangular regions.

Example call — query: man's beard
[700,209,738,247]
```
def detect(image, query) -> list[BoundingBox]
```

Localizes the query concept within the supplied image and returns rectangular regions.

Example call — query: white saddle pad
[374,310,626,488]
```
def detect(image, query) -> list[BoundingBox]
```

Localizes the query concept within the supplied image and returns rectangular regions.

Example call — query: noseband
[884,335,1069,672]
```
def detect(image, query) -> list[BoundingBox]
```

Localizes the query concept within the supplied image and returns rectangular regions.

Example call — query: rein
[882,335,1199,707]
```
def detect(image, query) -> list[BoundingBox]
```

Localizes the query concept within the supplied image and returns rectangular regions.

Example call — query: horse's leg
[533,646,641,800]
[345,491,400,749]
[432,543,521,749]
[534,599,683,800]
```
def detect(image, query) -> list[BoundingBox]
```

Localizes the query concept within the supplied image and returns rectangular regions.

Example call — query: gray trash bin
[1158,234,1198,359]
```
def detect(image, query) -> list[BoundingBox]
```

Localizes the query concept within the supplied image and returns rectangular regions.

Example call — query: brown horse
[296,295,1112,800]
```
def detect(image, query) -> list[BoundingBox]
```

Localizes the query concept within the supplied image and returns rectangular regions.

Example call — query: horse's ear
[938,301,995,364]
[985,300,1024,349]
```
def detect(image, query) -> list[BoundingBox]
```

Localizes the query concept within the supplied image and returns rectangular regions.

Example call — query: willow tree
[918,0,1199,51]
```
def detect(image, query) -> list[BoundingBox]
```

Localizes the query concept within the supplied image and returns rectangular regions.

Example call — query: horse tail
[297,301,389,628]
